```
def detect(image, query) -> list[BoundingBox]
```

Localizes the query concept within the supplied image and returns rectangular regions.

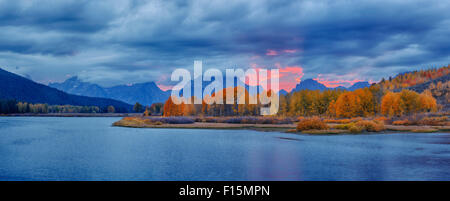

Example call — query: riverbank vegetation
[112,114,449,134]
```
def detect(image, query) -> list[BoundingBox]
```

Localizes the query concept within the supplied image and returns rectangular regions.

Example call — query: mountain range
[49,77,171,106]
[0,68,132,112]
[50,76,267,106]
[49,76,372,106]
[291,78,371,92]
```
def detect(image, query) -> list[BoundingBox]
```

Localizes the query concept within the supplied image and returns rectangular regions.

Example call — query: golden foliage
[380,65,449,90]
[381,89,437,116]
[296,117,329,131]
[335,120,385,133]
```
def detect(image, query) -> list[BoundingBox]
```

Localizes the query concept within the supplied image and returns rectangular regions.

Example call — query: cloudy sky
[0,0,449,91]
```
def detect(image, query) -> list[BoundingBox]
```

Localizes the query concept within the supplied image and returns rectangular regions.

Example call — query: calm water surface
[0,117,449,181]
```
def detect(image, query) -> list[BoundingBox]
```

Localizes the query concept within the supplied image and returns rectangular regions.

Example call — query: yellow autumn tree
[334,92,362,118]
[417,91,437,113]
[381,91,401,116]
[381,89,437,117]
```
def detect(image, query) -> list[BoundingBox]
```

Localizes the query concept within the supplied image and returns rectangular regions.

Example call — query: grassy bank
[112,116,450,134]
[113,117,296,131]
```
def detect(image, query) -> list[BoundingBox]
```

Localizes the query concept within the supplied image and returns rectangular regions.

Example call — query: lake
[0,117,449,181]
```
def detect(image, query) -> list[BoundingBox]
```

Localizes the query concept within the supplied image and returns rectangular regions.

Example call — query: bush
[324,119,352,124]
[334,120,385,133]
[296,117,329,131]
[349,125,364,133]
[374,116,390,123]
[324,117,363,124]
[333,123,352,130]
[392,120,412,125]
[355,120,385,132]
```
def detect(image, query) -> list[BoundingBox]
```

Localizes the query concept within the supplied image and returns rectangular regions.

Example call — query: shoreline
[1,113,142,117]
[2,115,448,134]
[112,118,450,134]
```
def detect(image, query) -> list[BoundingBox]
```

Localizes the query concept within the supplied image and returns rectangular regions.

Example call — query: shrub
[324,117,363,124]
[374,116,390,123]
[296,117,329,131]
[324,119,352,124]
[355,120,385,132]
[349,125,364,133]
[392,120,412,125]
[335,120,385,133]
[297,116,306,122]
[333,123,353,130]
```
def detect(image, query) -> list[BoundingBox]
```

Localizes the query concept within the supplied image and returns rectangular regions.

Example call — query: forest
[0,100,110,114]
[162,65,449,118]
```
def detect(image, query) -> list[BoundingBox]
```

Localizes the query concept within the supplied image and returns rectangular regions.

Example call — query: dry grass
[113,117,298,130]
[323,117,363,124]
[374,116,390,123]
[113,116,195,127]
[411,129,439,133]
[194,116,294,124]
[113,117,152,127]
[385,124,450,132]
[392,120,412,125]
[417,116,449,126]
[113,116,449,134]
[332,120,385,133]
[296,117,329,131]
[392,115,449,126]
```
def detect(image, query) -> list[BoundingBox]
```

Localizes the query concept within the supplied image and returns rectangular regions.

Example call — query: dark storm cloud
[0,1,116,32]
[0,0,448,87]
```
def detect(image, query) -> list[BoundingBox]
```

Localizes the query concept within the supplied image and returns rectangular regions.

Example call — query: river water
[0,117,449,181]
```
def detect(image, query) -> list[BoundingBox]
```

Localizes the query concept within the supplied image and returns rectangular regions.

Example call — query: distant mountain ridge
[51,75,279,106]
[49,77,171,106]
[0,68,132,112]
[51,76,371,103]
[184,76,265,96]
[291,78,371,92]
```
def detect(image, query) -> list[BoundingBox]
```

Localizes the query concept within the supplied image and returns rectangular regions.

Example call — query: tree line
[0,100,118,114]
[163,87,268,117]
[380,65,449,90]
[162,86,437,118]
[161,65,450,118]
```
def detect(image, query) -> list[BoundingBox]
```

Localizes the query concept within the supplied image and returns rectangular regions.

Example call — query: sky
[0,0,449,92]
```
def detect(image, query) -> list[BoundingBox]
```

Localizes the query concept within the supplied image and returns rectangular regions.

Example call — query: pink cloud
[283,49,298,53]
[278,65,304,92]
[250,62,304,92]
[157,84,173,91]
[265,49,278,56]
[156,73,173,91]
[313,73,365,88]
